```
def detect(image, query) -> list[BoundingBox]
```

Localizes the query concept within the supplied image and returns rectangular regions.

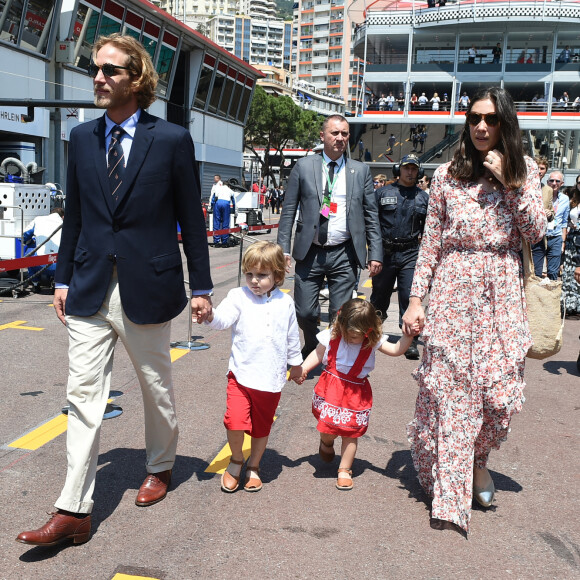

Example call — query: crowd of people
[14,29,575,549]
[367,88,580,114]
[529,157,580,316]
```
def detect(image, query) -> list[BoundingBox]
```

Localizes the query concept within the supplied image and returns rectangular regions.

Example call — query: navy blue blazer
[56,111,212,324]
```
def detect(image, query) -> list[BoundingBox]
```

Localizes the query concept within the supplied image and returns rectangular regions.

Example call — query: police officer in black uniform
[370,153,429,359]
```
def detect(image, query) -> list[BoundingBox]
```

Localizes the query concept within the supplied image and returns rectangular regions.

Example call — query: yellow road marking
[205,417,277,474]
[170,347,190,362]
[9,349,190,451]
[8,415,68,450]
[280,288,290,293]
[363,279,372,288]
[112,575,159,580]
[0,320,44,331]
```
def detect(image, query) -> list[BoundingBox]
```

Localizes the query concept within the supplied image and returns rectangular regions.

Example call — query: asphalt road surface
[1,215,579,579]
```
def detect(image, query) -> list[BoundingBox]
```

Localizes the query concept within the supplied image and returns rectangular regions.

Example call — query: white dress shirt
[317,328,386,379]
[205,286,302,392]
[319,152,350,246]
[105,109,140,162]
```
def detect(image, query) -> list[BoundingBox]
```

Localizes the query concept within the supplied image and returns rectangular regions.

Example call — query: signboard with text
[0,107,49,138]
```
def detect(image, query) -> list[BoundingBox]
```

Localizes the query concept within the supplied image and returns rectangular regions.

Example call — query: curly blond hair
[242,241,287,287]
[331,298,383,349]
[93,33,158,109]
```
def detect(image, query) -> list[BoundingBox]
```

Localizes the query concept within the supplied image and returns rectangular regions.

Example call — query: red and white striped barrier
[1,223,278,271]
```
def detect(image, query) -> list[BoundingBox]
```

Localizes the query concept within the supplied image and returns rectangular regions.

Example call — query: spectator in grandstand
[430,92,440,111]
[492,42,502,64]
[410,93,418,110]
[557,45,572,63]
[468,44,477,63]
[397,92,405,111]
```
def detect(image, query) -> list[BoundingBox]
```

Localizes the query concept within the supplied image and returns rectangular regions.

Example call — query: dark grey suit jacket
[277,154,382,268]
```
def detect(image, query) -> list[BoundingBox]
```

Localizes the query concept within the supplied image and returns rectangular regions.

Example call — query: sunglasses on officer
[87,62,134,78]
[466,112,500,127]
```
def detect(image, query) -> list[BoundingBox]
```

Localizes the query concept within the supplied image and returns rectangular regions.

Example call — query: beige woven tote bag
[521,238,564,359]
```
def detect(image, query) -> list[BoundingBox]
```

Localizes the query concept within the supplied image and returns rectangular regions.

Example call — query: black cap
[400,154,420,167]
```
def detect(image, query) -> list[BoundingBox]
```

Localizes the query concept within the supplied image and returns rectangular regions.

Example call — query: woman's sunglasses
[87,63,133,78]
[466,112,500,127]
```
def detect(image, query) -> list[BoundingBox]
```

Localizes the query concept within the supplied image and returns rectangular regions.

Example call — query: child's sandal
[244,465,263,492]
[319,438,335,463]
[336,468,353,491]
[221,458,244,493]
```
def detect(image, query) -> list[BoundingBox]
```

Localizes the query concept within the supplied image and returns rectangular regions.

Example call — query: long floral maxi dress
[407,157,546,532]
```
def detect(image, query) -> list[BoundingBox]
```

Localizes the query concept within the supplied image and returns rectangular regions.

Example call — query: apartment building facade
[207,14,292,70]
[293,0,362,114]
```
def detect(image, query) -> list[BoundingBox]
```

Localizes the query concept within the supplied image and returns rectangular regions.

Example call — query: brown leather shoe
[135,470,171,506]
[16,511,91,546]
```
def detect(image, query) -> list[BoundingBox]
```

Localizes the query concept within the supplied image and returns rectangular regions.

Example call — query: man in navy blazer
[277,115,383,357]
[17,34,212,546]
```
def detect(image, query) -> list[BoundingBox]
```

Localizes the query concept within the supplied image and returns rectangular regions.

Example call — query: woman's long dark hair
[570,174,580,209]
[449,86,528,190]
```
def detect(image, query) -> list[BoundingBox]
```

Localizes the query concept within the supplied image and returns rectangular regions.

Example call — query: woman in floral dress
[402,87,546,533]
[561,179,580,316]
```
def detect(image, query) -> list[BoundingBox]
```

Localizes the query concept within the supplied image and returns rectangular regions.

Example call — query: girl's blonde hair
[242,241,286,286]
[331,298,383,349]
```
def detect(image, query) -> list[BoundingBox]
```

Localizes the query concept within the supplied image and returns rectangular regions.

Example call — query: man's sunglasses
[548,179,562,183]
[87,63,133,78]
[466,112,500,127]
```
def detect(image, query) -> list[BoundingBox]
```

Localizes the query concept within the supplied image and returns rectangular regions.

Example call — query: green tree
[196,23,209,37]
[244,86,323,186]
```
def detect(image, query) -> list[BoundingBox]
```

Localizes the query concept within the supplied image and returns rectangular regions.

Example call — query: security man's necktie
[319,160,336,246]
[108,125,125,201]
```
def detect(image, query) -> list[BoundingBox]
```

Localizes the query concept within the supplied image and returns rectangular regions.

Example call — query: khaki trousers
[55,271,178,514]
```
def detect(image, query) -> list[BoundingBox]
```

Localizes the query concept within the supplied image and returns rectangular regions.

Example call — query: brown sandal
[319,439,335,463]
[336,468,353,491]
[244,465,263,492]
[221,458,244,493]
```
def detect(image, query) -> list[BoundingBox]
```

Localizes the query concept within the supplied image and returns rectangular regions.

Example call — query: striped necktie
[108,125,125,201]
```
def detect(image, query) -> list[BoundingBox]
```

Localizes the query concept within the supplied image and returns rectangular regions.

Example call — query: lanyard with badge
[320,159,343,218]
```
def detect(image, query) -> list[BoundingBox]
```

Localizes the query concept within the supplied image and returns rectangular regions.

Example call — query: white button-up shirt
[317,328,386,378]
[205,286,302,392]
[319,152,350,246]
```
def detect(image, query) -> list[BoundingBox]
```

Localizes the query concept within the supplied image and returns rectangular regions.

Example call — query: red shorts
[224,372,281,438]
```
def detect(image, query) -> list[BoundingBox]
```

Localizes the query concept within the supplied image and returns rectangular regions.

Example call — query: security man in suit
[370,154,428,359]
[278,114,383,358]
[17,33,212,546]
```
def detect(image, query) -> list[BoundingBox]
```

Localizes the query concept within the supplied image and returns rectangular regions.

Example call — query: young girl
[205,241,302,493]
[295,298,416,491]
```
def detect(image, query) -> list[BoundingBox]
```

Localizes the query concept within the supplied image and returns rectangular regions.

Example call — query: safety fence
[0,222,279,286]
